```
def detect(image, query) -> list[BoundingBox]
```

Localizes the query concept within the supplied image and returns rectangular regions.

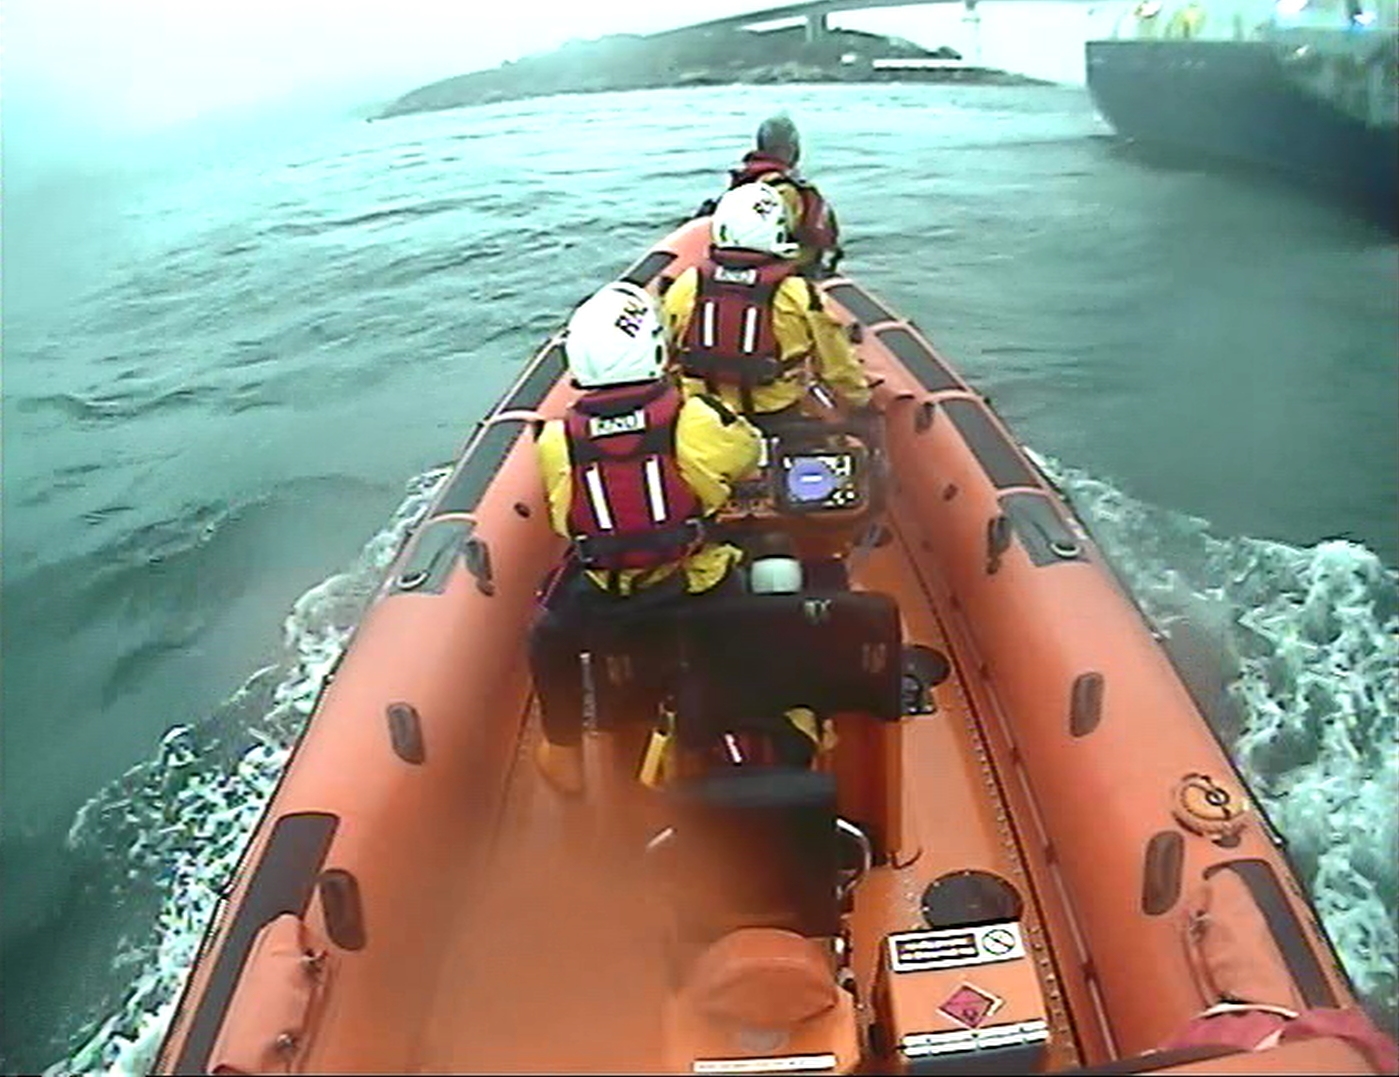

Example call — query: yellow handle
[639,728,672,788]
[786,706,838,753]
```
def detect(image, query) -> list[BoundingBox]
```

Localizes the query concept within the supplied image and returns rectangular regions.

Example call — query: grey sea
[2,82,1396,1073]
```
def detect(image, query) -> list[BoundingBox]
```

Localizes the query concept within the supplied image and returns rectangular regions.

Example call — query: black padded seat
[671,590,902,752]
[583,621,681,734]
[667,767,842,942]
[562,592,685,734]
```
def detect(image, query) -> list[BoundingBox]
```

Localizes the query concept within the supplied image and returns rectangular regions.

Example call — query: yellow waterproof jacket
[662,266,872,416]
[536,392,762,596]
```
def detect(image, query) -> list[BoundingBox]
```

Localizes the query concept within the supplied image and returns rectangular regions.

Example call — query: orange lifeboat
[153,220,1397,1076]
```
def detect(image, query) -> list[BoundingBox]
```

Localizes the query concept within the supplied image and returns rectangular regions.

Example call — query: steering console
[722,420,880,524]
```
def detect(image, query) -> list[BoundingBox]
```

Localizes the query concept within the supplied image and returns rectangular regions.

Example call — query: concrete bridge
[648,0,1093,55]
[650,0,973,45]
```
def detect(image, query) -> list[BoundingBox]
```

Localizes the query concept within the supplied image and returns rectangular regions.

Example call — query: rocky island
[377,22,1047,120]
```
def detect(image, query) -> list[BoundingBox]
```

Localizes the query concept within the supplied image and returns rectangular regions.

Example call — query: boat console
[721,419,881,525]
[717,417,885,585]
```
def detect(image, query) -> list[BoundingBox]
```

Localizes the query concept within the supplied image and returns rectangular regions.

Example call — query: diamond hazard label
[937,983,1003,1029]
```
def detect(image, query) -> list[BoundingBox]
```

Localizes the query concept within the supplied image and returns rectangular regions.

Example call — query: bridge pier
[962,0,983,64]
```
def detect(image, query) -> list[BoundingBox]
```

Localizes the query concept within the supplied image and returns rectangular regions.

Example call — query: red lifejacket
[564,381,705,580]
[678,249,801,414]
[728,152,839,252]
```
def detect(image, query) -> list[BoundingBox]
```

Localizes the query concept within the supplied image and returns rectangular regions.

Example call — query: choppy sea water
[1,82,1395,1073]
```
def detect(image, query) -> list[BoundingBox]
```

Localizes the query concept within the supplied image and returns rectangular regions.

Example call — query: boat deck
[411,747,669,1072]
[407,528,1082,1072]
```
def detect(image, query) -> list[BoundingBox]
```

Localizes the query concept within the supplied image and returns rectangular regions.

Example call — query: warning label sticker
[887,921,1026,973]
[937,982,1004,1029]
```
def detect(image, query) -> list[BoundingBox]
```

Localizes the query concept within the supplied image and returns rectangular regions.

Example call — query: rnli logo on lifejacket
[614,297,649,338]
[714,265,759,286]
[588,410,646,438]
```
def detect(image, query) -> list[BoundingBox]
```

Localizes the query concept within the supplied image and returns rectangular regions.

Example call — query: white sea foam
[49,467,448,1077]
[1030,448,1398,1016]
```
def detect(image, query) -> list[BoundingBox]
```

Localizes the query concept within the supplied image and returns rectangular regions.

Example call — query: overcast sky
[4,0,1119,128]
[3,0,822,135]
[2,0,1118,182]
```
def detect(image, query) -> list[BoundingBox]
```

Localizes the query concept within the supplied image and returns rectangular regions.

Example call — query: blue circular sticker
[787,457,838,503]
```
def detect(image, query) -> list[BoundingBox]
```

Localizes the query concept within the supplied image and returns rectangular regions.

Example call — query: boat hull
[153,221,1384,1075]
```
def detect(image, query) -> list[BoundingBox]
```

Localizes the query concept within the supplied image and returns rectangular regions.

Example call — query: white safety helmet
[748,532,803,594]
[750,554,804,595]
[563,281,668,389]
[711,182,799,259]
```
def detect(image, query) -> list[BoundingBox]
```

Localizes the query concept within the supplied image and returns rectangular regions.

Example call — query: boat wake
[46,454,1397,1075]
[1033,449,1398,1021]
[46,466,450,1077]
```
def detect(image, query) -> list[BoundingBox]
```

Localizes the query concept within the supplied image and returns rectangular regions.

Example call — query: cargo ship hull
[1086,38,1398,231]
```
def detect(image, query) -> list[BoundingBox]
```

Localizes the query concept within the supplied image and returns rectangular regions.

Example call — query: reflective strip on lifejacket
[642,456,668,524]
[695,297,761,354]
[582,465,614,530]
[584,457,670,529]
